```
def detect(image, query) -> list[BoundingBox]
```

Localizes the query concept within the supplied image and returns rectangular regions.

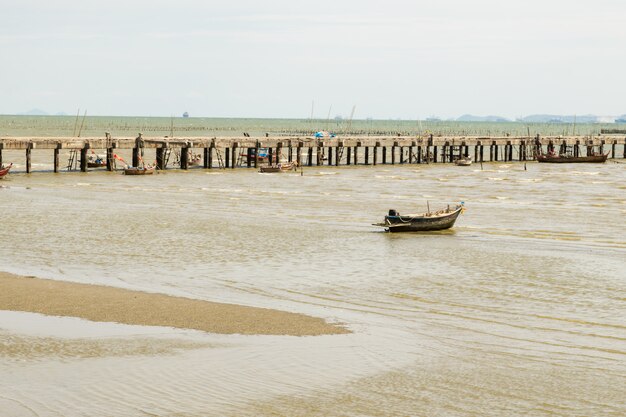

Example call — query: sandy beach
[0,272,348,336]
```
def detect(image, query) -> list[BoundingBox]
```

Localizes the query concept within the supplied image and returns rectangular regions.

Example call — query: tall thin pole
[77,110,87,137]
[72,108,80,137]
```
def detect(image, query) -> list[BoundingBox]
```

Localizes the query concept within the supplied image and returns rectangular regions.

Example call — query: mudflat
[0,272,348,336]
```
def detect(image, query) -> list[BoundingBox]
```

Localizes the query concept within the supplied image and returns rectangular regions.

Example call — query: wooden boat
[87,154,107,168]
[454,156,472,166]
[373,204,464,232]
[0,163,12,178]
[87,160,107,168]
[537,153,608,163]
[259,161,298,173]
[124,166,155,175]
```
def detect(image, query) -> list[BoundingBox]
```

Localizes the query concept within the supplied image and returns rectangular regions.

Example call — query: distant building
[182,112,189,118]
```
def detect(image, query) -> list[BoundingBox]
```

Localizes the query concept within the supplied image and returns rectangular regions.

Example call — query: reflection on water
[1,159,625,416]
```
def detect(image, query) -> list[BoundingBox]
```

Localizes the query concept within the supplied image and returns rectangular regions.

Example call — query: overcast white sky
[1,0,625,119]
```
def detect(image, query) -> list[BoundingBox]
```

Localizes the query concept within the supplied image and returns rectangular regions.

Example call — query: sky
[1,0,625,119]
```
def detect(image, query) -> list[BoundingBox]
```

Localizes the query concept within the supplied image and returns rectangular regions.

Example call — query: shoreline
[0,272,349,336]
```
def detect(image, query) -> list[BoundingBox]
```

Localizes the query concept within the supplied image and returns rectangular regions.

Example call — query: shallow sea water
[1,154,625,416]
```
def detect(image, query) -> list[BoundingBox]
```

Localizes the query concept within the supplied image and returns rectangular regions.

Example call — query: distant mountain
[517,114,599,123]
[18,108,49,115]
[456,114,511,122]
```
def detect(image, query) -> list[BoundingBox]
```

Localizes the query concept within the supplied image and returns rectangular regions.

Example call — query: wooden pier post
[327,146,333,166]
[391,145,396,164]
[296,142,302,166]
[354,145,359,165]
[203,147,210,169]
[400,146,404,164]
[573,141,580,158]
[26,146,32,173]
[382,146,387,164]
[246,148,252,167]
[132,134,142,168]
[267,148,273,166]
[611,140,616,159]
[105,133,114,171]
[231,143,238,168]
[181,146,189,170]
[254,141,259,169]
[433,146,438,163]
[623,138,626,158]
[308,146,313,166]
[80,146,88,172]
[225,147,230,168]
[448,143,454,163]
[507,141,513,162]
[208,143,214,169]
[288,144,293,162]
[417,145,422,164]
[346,147,351,165]
[374,143,379,165]
[54,146,60,173]
[0,146,2,167]
[365,146,370,165]
[106,147,114,171]
[335,145,341,166]
[156,148,166,170]
[494,142,499,161]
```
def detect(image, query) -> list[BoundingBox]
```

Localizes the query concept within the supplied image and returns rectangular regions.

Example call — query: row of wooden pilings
[1,133,625,173]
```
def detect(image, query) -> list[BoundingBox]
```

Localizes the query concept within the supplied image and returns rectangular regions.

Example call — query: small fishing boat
[87,161,107,168]
[536,153,608,163]
[87,158,106,168]
[0,163,12,178]
[259,162,298,173]
[373,203,464,232]
[124,166,155,175]
[454,156,472,166]
[87,151,107,168]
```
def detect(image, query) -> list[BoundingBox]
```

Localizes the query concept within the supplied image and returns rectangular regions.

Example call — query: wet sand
[0,272,348,336]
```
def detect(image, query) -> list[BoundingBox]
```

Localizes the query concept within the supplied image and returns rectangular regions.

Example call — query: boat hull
[0,163,12,178]
[124,167,155,175]
[537,154,608,163]
[375,206,463,232]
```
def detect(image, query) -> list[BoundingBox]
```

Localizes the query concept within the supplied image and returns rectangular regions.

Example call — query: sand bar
[0,272,348,336]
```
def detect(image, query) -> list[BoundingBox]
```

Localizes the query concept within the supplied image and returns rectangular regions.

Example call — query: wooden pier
[1,134,625,173]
